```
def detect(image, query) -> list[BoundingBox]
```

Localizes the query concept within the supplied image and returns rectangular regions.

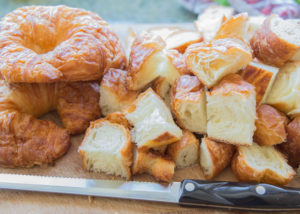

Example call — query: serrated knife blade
[1,173,300,211]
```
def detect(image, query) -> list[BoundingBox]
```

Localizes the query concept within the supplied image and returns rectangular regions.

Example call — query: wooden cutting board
[0,24,299,214]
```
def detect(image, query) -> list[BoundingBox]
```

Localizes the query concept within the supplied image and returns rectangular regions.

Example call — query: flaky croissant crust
[0,5,126,83]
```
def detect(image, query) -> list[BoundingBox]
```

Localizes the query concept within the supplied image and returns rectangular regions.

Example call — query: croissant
[0,79,100,167]
[0,5,126,83]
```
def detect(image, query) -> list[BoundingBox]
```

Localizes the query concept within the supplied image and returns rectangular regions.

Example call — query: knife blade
[0,173,300,211]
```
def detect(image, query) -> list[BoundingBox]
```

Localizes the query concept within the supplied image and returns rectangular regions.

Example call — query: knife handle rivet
[256,185,266,195]
[185,182,195,192]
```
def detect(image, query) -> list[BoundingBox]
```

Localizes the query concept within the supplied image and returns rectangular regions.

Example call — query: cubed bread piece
[241,61,279,105]
[167,130,199,168]
[100,68,138,116]
[132,148,175,182]
[165,30,203,53]
[194,5,234,41]
[127,32,181,90]
[266,62,300,118]
[215,13,249,40]
[245,16,265,41]
[254,105,288,146]
[78,119,132,179]
[106,112,131,129]
[124,88,182,150]
[171,75,207,134]
[185,38,252,88]
[250,15,300,67]
[278,117,300,168]
[206,74,256,145]
[232,143,295,186]
[200,137,235,180]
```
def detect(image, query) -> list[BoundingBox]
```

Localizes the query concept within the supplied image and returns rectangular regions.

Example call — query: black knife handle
[179,179,300,211]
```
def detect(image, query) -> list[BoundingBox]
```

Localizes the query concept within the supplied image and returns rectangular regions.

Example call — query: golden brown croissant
[0,79,101,167]
[0,5,126,83]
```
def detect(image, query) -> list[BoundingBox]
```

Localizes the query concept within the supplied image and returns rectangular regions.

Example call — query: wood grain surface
[0,24,299,214]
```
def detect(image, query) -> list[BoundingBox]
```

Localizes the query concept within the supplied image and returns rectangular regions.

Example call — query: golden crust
[254,105,288,146]
[132,148,175,182]
[231,146,295,186]
[241,61,278,105]
[167,130,199,166]
[250,15,299,67]
[106,112,131,129]
[0,111,70,168]
[0,5,126,83]
[215,13,249,40]
[208,74,255,97]
[127,32,165,89]
[278,117,300,168]
[166,49,192,75]
[200,137,235,180]
[185,38,252,88]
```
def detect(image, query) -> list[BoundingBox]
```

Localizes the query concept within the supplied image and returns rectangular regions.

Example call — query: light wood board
[0,24,299,214]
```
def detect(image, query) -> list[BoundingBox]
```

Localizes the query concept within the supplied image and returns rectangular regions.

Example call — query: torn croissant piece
[206,74,256,146]
[124,88,182,150]
[0,5,126,83]
[200,137,235,180]
[171,75,207,134]
[250,15,300,67]
[100,68,138,116]
[132,147,175,182]
[167,130,199,169]
[185,37,252,88]
[245,16,265,41]
[241,61,279,105]
[278,117,300,168]
[215,13,249,40]
[232,143,295,186]
[78,119,132,179]
[0,111,70,168]
[194,5,234,41]
[165,30,203,53]
[254,104,288,146]
[266,62,300,118]
[127,32,183,91]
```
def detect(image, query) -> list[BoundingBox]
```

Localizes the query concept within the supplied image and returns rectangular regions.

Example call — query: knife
[0,173,300,211]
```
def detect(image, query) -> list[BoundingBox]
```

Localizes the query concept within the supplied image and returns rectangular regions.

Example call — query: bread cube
[206,74,256,145]
[266,62,300,118]
[250,15,300,67]
[194,5,234,41]
[278,117,300,168]
[132,147,175,182]
[185,38,252,88]
[232,143,295,186]
[241,61,279,105]
[100,68,138,116]
[171,75,207,134]
[78,119,132,179]
[254,105,288,146]
[124,88,182,150]
[200,137,235,179]
[167,130,199,168]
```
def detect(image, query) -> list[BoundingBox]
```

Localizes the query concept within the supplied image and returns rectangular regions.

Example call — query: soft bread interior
[99,86,124,115]
[239,143,291,176]
[79,121,130,179]
[266,62,300,117]
[175,143,198,168]
[207,92,256,145]
[199,139,213,176]
[125,89,182,148]
[176,96,207,134]
[271,18,300,46]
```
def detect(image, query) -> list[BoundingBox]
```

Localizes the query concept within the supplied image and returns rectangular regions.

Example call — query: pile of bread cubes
[78,6,300,186]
